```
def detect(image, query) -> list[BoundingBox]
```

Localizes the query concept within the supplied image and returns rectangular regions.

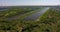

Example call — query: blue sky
[0,0,60,6]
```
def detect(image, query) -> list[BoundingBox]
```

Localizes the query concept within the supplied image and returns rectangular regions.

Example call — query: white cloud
[0,0,60,6]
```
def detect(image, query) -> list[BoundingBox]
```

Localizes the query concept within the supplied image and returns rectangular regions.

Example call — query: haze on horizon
[0,0,60,6]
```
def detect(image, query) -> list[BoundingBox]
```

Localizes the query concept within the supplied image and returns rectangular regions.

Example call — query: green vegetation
[0,7,60,32]
[38,8,60,32]
[0,7,40,18]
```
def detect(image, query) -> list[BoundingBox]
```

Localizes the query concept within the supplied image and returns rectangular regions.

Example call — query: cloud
[0,0,60,6]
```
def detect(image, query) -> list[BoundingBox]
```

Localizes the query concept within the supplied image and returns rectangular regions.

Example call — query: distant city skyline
[0,0,60,6]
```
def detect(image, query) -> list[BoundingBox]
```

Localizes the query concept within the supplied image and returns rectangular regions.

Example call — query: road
[24,7,50,20]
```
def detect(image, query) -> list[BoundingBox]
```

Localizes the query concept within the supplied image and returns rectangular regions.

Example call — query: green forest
[0,6,60,32]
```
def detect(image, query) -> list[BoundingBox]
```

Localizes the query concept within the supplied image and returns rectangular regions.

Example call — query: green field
[0,6,60,32]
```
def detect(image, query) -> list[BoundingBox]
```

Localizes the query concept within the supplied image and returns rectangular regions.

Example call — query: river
[24,7,50,20]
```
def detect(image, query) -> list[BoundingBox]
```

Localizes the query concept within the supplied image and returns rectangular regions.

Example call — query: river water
[24,7,50,20]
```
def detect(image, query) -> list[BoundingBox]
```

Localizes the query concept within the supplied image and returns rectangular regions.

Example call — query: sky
[0,0,60,6]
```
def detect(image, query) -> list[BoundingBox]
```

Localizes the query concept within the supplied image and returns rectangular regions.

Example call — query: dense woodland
[0,7,60,32]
